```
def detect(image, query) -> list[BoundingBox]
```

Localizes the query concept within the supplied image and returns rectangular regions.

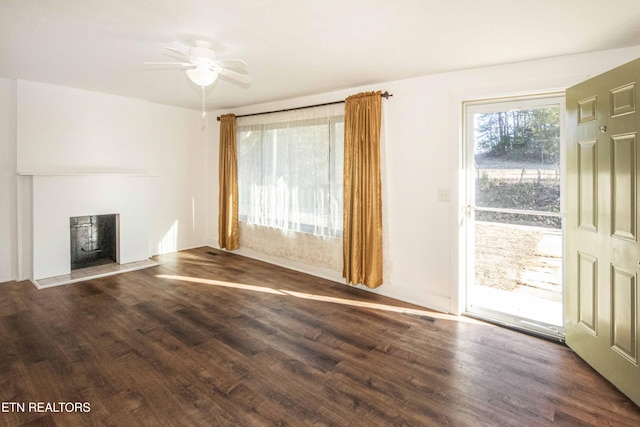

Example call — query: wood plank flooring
[1,247,639,426]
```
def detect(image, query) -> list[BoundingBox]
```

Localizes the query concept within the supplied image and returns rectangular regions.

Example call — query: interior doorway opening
[464,94,565,340]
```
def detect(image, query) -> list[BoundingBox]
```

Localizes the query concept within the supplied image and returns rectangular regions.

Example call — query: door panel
[578,139,598,230]
[611,133,636,240]
[566,57,640,406]
[611,264,637,363]
[577,251,597,334]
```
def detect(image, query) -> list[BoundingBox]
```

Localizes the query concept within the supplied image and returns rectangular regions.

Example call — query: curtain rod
[216,91,393,121]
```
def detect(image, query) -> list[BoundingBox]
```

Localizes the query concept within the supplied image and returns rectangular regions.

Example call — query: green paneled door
[565,58,640,406]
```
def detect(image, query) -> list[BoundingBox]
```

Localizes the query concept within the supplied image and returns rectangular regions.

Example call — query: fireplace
[70,214,119,270]
[29,174,151,281]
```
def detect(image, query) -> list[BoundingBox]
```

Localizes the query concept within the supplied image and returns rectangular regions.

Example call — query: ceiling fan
[144,40,251,117]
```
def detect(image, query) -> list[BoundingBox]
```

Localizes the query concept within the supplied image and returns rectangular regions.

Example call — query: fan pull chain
[201,86,206,118]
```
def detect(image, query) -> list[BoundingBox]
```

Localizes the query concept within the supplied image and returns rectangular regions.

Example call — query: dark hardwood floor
[1,247,639,426]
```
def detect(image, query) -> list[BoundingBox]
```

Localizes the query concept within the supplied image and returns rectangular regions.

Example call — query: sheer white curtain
[236,103,344,270]
[237,104,344,238]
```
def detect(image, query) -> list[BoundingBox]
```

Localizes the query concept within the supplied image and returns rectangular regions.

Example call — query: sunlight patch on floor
[155,274,478,323]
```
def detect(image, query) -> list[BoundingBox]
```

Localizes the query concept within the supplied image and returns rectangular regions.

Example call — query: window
[237,105,344,238]
[471,98,561,227]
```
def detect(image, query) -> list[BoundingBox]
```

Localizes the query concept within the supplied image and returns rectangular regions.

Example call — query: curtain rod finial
[381,91,393,99]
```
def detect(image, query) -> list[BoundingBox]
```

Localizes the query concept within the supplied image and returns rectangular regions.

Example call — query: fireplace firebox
[70,214,119,270]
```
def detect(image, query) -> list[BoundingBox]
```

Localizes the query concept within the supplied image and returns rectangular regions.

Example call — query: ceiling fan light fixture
[186,65,218,87]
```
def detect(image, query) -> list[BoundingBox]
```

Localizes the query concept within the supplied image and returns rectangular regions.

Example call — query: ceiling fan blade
[144,61,192,67]
[164,46,191,60]
[217,68,252,84]
[214,59,248,69]
[164,50,194,63]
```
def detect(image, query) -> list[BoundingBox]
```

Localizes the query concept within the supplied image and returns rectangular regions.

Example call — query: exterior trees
[475,107,560,165]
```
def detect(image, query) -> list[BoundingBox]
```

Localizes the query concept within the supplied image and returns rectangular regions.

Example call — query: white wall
[0,79,17,282]
[208,46,640,314]
[16,81,152,174]
[147,104,208,256]
[0,80,209,282]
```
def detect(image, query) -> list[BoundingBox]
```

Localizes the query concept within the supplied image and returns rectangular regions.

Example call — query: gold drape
[218,114,239,250]
[343,91,383,288]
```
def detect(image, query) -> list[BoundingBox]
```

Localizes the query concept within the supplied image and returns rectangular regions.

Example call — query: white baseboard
[152,242,209,257]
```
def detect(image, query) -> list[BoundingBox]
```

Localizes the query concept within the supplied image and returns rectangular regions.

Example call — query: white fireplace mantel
[18,171,155,177]
[30,174,152,280]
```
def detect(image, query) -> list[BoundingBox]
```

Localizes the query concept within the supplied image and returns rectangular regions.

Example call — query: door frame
[458,91,567,338]
[449,79,583,318]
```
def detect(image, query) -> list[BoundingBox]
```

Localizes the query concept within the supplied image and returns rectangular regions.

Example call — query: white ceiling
[2,0,640,111]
